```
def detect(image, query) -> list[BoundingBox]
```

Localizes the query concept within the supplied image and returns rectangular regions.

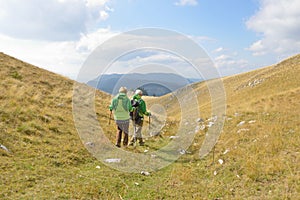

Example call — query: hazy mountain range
[87,73,202,96]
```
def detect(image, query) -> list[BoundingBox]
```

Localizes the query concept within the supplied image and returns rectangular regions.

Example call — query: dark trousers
[116,120,129,146]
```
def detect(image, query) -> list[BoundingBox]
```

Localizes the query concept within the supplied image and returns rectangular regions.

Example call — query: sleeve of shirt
[140,100,146,114]
[142,100,151,116]
[127,97,133,112]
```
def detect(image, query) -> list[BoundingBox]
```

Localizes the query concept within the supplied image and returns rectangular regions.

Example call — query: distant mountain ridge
[87,73,202,96]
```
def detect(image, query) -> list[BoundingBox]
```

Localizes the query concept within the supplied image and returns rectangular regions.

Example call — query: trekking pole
[130,109,137,147]
[212,145,215,165]
[108,111,112,125]
[132,119,137,147]
[148,115,151,131]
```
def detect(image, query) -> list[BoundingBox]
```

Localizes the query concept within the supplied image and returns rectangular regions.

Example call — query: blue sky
[0,0,300,80]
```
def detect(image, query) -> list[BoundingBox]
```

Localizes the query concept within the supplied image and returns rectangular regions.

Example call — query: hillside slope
[147,53,300,199]
[0,53,113,199]
[0,52,299,199]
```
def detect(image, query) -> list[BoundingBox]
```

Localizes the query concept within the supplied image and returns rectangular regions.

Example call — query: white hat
[119,87,127,94]
[135,89,143,95]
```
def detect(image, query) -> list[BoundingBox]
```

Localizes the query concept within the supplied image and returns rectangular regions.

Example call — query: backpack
[130,99,142,124]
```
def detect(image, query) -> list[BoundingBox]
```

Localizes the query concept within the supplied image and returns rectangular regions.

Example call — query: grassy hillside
[0,52,299,199]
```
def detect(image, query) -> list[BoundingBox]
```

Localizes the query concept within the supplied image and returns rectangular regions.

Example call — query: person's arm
[127,97,133,112]
[109,98,115,111]
[140,100,151,116]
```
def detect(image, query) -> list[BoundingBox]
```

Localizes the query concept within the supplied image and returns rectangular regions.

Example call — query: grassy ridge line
[0,52,300,199]
[148,53,300,199]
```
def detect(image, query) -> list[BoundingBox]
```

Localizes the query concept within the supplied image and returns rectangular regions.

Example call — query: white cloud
[136,53,183,64]
[211,51,249,77]
[213,47,225,53]
[104,5,114,12]
[0,0,112,41]
[0,27,209,81]
[86,0,109,7]
[247,40,267,56]
[0,28,117,80]
[175,0,198,6]
[106,51,200,79]
[215,54,230,61]
[100,10,109,21]
[246,0,300,57]
[76,28,119,52]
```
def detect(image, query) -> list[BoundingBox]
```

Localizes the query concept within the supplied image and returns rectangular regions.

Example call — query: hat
[135,89,143,95]
[119,87,127,94]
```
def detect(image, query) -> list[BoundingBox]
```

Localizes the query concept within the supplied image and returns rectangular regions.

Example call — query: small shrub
[10,71,22,80]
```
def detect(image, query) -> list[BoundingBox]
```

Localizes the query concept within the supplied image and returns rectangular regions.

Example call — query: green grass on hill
[0,52,299,199]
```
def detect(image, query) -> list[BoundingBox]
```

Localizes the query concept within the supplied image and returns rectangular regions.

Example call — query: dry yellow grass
[0,52,299,199]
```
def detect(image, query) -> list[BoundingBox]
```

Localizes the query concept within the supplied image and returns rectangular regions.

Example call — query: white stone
[237,121,245,126]
[218,159,224,165]
[105,158,121,163]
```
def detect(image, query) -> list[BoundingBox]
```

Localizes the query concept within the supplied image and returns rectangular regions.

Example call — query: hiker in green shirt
[109,87,133,147]
[129,89,151,146]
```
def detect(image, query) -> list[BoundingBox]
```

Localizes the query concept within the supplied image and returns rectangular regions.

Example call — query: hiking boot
[139,141,145,146]
[115,144,121,148]
[128,142,134,146]
[129,138,137,146]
